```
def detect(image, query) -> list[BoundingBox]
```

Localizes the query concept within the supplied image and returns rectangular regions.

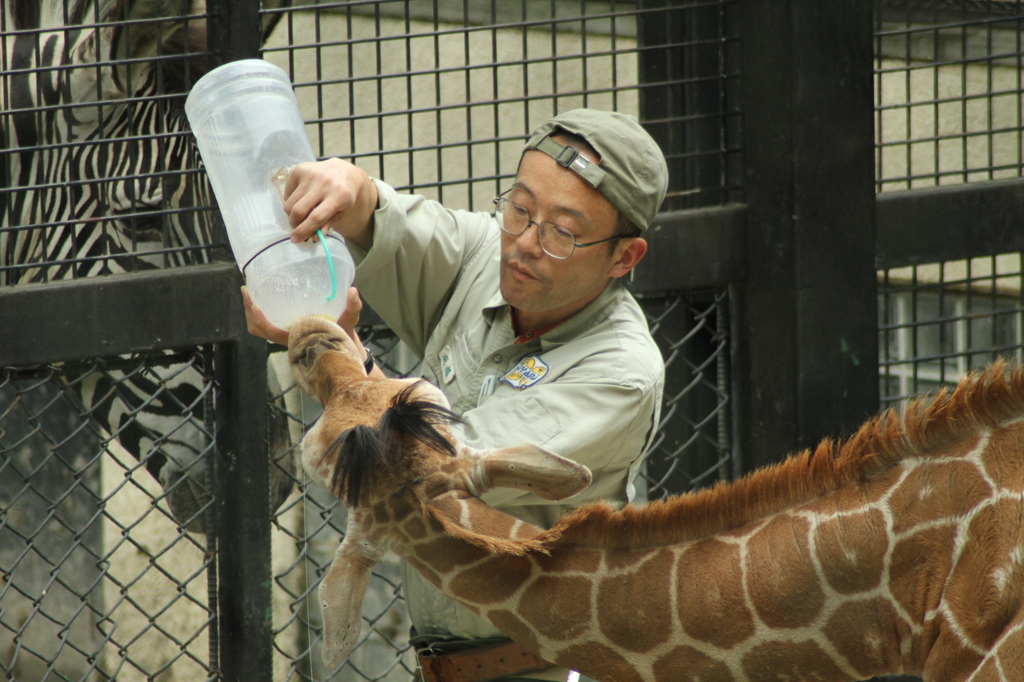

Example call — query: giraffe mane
[325,383,462,507]
[422,361,1024,557]
[530,360,1024,552]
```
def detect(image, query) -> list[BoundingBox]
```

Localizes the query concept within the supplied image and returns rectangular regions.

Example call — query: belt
[417,638,555,682]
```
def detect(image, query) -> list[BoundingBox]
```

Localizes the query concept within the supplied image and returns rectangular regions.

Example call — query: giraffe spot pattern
[373,501,391,524]
[988,617,1024,674]
[888,523,957,624]
[675,537,754,649]
[888,459,990,535]
[814,507,887,594]
[487,609,541,654]
[945,500,1024,649]
[458,502,527,539]
[652,645,734,682]
[553,641,644,682]
[920,614,985,680]
[604,547,654,572]
[981,423,1024,491]
[517,574,592,641]
[402,516,427,541]
[448,553,533,604]
[745,514,825,629]
[534,547,603,573]
[742,639,850,681]
[415,535,490,575]
[801,473,900,515]
[824,597,903,678]
[405,556,443,589]
[596,549,674,652]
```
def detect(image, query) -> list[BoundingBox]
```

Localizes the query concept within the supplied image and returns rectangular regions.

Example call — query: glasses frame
[492,191,631,260]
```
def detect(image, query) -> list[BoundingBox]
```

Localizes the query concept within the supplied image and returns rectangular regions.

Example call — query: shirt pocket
[501,395,561,447]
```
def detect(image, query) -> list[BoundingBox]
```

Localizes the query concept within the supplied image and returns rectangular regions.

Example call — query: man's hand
[242,286,289,345]
[337,287,363,349]
[243,286,364,350]
[283,159,378,250]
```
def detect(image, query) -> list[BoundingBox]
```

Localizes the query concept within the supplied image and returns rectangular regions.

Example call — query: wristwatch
[363,346,374,373]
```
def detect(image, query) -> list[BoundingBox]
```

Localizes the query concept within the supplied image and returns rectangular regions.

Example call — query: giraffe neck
[384,419,1024,682]
[388,488,892,681]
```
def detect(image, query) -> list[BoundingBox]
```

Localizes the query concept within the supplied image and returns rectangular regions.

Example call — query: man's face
[499,146,624,328]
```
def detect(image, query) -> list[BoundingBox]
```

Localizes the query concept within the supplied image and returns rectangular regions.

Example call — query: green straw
[316,229,338,302]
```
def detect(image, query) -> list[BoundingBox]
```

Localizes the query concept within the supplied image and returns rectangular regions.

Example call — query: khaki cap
[522,109,669,231]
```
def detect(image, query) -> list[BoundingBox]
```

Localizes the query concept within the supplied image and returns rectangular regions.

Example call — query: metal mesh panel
[5,1,740,679]
[261,0,742,211]
[639,290,732,499]
[874,0,1024,191]
[253,3,739,679]
[0,352,217,682]
[268,290,732,681]
[0,1,220,284]
[879,253,1024,408]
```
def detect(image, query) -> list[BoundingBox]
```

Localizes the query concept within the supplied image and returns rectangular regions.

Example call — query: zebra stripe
[1,0,294,533]
[3,29,216,283]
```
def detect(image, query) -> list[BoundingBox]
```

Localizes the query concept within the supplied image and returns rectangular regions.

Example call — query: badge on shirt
[439,345,456,384]
[499,356,550,389]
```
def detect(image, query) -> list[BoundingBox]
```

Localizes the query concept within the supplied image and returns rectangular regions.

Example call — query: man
[246,109,668,682]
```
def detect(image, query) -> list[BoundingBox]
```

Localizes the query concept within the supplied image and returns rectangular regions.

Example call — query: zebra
[2,0,295,676]
[2,0,295,524]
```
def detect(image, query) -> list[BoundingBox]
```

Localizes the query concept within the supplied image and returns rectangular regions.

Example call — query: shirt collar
[481,278,626,347]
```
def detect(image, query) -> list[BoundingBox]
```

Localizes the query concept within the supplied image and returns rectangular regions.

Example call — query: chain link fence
[1,353,219,681]
[263,287,731,682]
[0,294,733,681]
[3,1,739,679]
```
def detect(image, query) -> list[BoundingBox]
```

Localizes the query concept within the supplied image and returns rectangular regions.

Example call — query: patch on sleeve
[499,356,550,389]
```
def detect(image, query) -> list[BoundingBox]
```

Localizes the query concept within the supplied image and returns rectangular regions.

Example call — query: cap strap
[534,136,606,188]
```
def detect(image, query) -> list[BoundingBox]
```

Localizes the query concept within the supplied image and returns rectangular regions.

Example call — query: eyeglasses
[493,191,631,260]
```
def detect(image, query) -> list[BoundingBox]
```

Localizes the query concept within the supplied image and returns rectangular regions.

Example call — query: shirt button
[492,354,502,363]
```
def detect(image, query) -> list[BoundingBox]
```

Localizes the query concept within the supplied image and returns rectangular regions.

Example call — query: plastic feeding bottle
[184,59,354,330]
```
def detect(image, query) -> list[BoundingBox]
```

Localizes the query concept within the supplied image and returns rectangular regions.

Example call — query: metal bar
[628,204,746,295]
[180,0,268,678]
[0,263,246,367]
[733,0,798,471]
[790,2,878,448]
[876,178,1024,269]
[0,211,738,365]
[214,335,273,682]
[735,0,878,471]
[206,0,263,68]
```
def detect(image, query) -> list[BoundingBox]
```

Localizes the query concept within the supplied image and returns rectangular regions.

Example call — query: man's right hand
[282,158,378,251]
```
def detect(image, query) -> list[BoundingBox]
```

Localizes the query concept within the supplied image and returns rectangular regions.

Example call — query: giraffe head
[287,315,593,668]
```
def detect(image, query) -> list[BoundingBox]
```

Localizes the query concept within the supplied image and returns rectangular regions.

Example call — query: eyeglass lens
[497,199,574,259]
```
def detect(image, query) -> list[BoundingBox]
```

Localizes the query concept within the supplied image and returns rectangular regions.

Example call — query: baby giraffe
[290,315,1024,682]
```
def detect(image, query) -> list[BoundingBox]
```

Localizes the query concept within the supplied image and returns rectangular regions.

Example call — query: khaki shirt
[349,179,664,671]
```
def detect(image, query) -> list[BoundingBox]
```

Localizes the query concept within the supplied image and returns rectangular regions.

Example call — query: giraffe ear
[319,521,384,669]
[462,444,592,501]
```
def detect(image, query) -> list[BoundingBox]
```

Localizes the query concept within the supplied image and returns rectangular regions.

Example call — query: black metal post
[206,0,264,69]
[214,331,273,682]
[734,0,878,470]
[204,0,269,677]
